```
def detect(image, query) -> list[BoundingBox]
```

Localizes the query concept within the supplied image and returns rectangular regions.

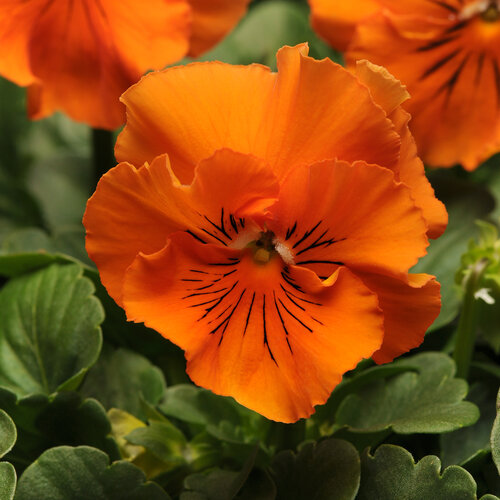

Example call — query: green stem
[453,258,489,379]
[91,128,115,189]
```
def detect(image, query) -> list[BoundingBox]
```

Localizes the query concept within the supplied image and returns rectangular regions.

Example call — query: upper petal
[269,159,429,279]
[116,44,401,182]
[84,149,279,304]
[187,0,251,57]
[122,232,383,422]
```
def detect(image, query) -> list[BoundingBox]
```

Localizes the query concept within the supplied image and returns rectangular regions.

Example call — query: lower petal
[123,233,384,422]
[358,272,441,364]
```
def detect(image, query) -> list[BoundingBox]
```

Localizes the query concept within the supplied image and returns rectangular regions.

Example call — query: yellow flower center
[482,4,500,22]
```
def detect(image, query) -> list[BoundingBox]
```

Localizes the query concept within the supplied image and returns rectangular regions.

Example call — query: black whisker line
[211,289,246,339]
[181,279,203,282]
[208,260,240,267]
[200,228,228,246]
[417,35,459,52]
[285,221,297,240]
[280,284,321,306]
[281,271,304,293]
[229,214,239,233]
[278,298,313,333]
[199,281,239,319]
[420,48,461,80]
[208,303,232,324]
[182,286,228,300]
[188,283,216,291]
[445,20,468,35]
[475,52,485,85]
[186,230,207,244]
[189,297,222,308]
[243,292,256,336]
[190,269,210,274]
[263,295,278,365]
[282,287,306,311]
[223,269,237,277]
[292,220,323,249]
[273,292,293,355]
[204,211,230,239]
[239,218,245,228]
[492,57,500,105]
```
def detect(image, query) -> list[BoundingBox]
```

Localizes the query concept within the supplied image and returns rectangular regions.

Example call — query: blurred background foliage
[0,0,499,499]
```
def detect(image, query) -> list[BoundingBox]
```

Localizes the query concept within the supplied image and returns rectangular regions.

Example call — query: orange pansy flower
[309,0,500,170]
[84,45,445,423]
[0,0,249,129]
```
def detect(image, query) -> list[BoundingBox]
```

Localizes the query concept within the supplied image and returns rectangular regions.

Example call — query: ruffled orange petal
[116,44,401,182]
[123,232,383,422]
[308,0,380,51]
[354,60,448,238]
[24,0,191,129]
[187,0,251,57]
[269,159,429,280]
[84,149,279,304]
[347,11,500,169]
[358,272,441,364]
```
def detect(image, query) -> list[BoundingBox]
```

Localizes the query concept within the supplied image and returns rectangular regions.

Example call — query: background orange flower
[0,0,250,129]
[309,0,500,170]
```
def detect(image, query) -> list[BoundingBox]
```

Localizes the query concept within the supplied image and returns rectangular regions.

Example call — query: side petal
[308,0,380,51]
[187,0,251,57]
[354,59,448,238]
[84,149,279,304]
[123,233,384,422]
[358,272,441,364]
[270,159,429,280]
[27,0,191,129]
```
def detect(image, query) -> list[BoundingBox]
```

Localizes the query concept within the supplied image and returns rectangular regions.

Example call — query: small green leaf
[336,352,479,434]
[159,385,240,428]
[491,388,500,474]
[182,446,258,500]
[271,438,360,500]
[14,446,170,500]
[80,345,166,421]
[441,383,497,466]
[357,445,479,500]
[0,263,103,397]
[0,410,16,459]
[0,462,16,500]
[125,420,187,465]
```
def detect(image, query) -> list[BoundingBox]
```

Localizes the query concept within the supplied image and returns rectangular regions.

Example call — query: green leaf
[357,445,479,500]
[125,420,187,465]
[181,445,259,500]
[271,438,360,500]
[159,385,240,428]
[80,345,166,421]
[14,446,170,500]
[0,462,16,500]
[413,174,495,330]
[336,352,479,434]
[0,263,103,397]
[0,410,16,459]
[441,382,497,466]
[197,0,341,69]
[492,388,500,475]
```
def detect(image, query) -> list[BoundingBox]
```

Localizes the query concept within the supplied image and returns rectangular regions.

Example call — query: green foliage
[492,388,500,475]
[14,446,171,500]
[335,353,479,434]
[271,439,360,500]
[0,410,17,500]
[357,445,489,500]
[0,263,103,396]
[80,345,166,421]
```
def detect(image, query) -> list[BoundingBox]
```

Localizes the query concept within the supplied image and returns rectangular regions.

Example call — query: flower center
[482,3,500,21]
[250,231,295,266]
